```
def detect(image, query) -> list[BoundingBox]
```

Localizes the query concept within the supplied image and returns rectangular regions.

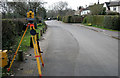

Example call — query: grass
[83,23,119,32]
[17,24,45,52]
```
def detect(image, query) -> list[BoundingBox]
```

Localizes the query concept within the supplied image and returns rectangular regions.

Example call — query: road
[41,20,118,76]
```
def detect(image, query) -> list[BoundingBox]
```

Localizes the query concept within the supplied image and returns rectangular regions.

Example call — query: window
[113,7,116,11]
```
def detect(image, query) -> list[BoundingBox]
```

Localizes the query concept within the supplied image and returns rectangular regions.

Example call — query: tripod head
[26,9,36,35]
[27,9,35,23]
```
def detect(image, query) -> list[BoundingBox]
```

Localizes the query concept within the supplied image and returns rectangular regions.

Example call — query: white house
[103,1,120,13]
[103,2,110,11]
[74,6,90,16]
[74,10,80,16]
[109,1,120,13]
[81,8,90,15]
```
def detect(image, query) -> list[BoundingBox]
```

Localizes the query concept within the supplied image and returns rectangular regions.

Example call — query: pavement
[11,20,118,77]
[72,24,119,40]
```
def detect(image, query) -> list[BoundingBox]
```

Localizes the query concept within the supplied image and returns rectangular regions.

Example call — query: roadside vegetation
[2,19,46,52]
[82,15,120,31]
[2,19,46,76]
[1,1,47,77]
[56,3,120,31]
[17,24,46,52]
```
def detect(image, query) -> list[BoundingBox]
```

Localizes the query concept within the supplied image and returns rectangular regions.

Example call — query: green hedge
[2,20,24,50]
[63,16,83,23]
[83,15,120,30]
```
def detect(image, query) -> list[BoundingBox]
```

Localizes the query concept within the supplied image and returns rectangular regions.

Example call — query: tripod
[7,23,44,77]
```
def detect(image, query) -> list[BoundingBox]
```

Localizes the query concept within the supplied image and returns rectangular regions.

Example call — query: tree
[37,7,46,19]
[78,6,82,10]
[47,1,74,18]
[89,4,106,15]
[7,2,28,17]
[49,1,68,17]
[2,1,46,19]
[54,1,68,11]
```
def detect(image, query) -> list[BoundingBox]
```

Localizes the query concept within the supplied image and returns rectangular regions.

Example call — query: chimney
[98,0,99,4]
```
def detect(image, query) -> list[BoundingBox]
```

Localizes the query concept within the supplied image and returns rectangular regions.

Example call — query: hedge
[82,15,120,30]
[63,16,83,23]
[2,20,24,50]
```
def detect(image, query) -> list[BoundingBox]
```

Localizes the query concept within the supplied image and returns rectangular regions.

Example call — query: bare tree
[54,1,68,11]
[49,1,68,17]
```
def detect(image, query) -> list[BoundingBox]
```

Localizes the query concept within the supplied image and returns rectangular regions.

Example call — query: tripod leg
[35,35,44,67]
[7,26,28,72]
[32,36,42,77]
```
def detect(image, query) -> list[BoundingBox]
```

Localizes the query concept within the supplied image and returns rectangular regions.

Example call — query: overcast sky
[2,0,119,10]
[44,0,118,10]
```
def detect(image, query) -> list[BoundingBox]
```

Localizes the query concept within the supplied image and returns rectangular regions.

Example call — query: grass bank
[83,23,120,32]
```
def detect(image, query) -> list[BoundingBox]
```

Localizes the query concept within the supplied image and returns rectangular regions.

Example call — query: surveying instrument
[7,9,44,77]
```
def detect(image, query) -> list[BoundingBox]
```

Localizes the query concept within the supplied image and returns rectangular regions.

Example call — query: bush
[2,20,24,50]
[82,17,87,24]
[63,16,83,23]
[103,15,120,30]
[82,15,120,30]
[106,11,119,15]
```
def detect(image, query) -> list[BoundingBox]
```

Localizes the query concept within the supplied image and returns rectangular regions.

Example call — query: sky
[44,0,118,10]
[2,0,119,10]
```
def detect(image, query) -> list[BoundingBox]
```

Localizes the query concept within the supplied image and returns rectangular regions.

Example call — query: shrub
[82,17,87,24]
[63,16,83,23]
[106,11,119,15]
[2,20,16,50]
[103,15,120,30]
[82,15,120,30]
[2,20,24,50]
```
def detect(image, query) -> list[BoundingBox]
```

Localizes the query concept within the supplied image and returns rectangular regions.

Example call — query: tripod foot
[42,64,44,67]
[40,51,43,53]
[40,74,42,78]
[7,68,10,72]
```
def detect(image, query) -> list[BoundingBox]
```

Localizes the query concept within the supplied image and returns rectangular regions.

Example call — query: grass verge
[17,24,45,52]
[83,23,120,32]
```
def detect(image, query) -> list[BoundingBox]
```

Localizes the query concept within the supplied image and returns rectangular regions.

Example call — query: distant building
[74,10,81,16]
[74,7,90,16]
[81,7,90,15]
[103,1,120,13]
[74,7,83,16]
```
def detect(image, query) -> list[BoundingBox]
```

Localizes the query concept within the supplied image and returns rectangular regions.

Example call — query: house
[81,7,90,15]
[74,10,80,16]
[74,7,83,16]
[103,1,120,13]
[103,2,110,12]
[74,7,90,16]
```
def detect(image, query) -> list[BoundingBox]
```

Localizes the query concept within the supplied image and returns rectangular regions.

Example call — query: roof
[81,7,90,11]
[104,2,110,10]
[109,1,120,6]
[104,1,120,10]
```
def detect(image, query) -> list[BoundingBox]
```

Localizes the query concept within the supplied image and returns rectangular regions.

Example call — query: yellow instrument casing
[0,50,8,67]
[27,11,34,19]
